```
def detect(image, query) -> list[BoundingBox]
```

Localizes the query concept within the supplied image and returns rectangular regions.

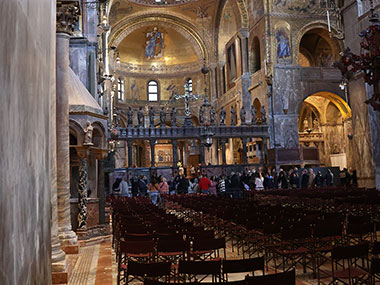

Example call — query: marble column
[172,140,178,167]
[98,159,106,225]
[56,1,80,252]
[127,139,133,168]
[220,139,227,165]
[51,4,67,279]
[150,140,156,167]
[200,143,205,165]
[242,137,248,164]
[76,147,90,237]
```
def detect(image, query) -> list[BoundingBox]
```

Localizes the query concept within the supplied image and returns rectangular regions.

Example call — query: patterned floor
[67,239,319,285]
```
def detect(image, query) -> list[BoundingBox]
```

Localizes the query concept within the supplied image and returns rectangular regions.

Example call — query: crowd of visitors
[111,167,357,205]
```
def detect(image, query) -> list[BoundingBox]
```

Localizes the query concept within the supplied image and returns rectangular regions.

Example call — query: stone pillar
[242,137,248,164]
[150,140,156,167]
[239,28,249,74]
[56,0,80,253]
[263,137,268,165]
[200,143,205,165]
[52,4,67,281]
[127,139,133,168]
[172,140,177,167]
[220,138,227,165]
[98,159,105,225]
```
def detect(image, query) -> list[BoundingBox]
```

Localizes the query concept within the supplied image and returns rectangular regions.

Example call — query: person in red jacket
[198,175,211,194]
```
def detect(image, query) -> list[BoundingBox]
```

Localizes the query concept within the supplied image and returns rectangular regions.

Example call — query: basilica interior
[1,0,380,284]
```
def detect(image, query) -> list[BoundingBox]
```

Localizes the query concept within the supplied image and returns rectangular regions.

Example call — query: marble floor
[67,239,318,285]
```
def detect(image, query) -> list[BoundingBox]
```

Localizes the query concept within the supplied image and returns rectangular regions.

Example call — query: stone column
[98,159,105,225]
[220,139,227,165]
[127,139,133,168]
[239,28,249,74]
[150,140,156,167]
[56,1,80,253]
[172,140,177,167]
[200,142,205,165]
[263,137,268,165]
[242,137,248,164]
[76,147,90,239]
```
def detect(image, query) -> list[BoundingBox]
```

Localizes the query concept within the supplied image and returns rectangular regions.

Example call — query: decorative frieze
[56,1,81,35]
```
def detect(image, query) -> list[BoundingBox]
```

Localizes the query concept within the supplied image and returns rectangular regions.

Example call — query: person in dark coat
[279,169,289,189]
[301,169,309,189]
[177,175,189,194]
[131,175,139,197]
[229,172,241,198]
[315,171,324,187]
[138,175,148,196]
[325,169,334,186]
[290,167,300,189]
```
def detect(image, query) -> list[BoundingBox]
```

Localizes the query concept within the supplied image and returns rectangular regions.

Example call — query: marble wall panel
[0,0,55,284]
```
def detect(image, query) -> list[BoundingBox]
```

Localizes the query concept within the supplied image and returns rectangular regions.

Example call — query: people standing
[120,178,131,197]
[148,175,160,206]
[158,177,169,195]
[325,169,334,186]
[290,167,300,189]
[209,176,218,196]
[198,175,211,195]
[301,169,309,189]
[138,175,148,196]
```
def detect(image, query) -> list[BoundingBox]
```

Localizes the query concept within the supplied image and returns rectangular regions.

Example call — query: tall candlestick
[327,10,331,32]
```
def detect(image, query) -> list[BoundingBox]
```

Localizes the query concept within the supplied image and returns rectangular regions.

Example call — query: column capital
[56,1,81,35]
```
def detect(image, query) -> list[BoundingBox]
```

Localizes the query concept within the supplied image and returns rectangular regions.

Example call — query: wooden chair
[222,257,265,282]
[245,269,296,285]
[178,260,222,283]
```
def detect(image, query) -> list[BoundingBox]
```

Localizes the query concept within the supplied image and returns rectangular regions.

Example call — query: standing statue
[149,107,155,127]
[219,106,226,126]
[159,107,166,127]
[137,107,144,127]
[210,106,216,126]
[230,106,236,126]
[240,106,246,125]
[199,106,204,125]
[84,121,94,145]
[261,106,267,124]
[251,106,257,124]
[127,107,133,127]
[170,107,177,126]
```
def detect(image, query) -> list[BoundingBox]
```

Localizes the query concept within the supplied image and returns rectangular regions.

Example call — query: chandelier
[335,0,380,111]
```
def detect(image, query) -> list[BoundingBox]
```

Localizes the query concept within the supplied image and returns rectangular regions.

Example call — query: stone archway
[298,92,352,170]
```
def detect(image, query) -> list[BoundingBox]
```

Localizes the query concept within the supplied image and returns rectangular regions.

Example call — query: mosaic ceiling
[127,0,200,6]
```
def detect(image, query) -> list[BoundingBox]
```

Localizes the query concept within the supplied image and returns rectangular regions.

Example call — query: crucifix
[174,81,200,127]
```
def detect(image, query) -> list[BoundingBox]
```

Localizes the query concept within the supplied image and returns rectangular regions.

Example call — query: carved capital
[56,1,81,35]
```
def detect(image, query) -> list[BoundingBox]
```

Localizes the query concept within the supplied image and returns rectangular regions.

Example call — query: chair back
[332,244,369,260]
[128,261,171,277]
[178,260,221,275]
[223,257,264,274]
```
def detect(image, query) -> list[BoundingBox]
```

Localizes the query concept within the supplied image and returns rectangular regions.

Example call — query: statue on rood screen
[210,106,216,125]
[219,106,226,126]
[261,106,267,124]
[137,107,144,127]
[127,107,133,127]
[240,106,246,125]
[149,106,155,127]
[159,106,166,127]
[170,107,177,126]
[230,105,236,126]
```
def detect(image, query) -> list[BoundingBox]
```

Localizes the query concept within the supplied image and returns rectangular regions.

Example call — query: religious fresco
[276,28,291,60]
[272,0,337,14]
[226,42,237,85]
[248,0,264,24]
[145,27,164,59]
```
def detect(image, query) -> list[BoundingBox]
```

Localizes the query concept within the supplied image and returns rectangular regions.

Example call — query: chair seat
[334,267,368,279]
[158,251,183,257]
[277,247,309,255]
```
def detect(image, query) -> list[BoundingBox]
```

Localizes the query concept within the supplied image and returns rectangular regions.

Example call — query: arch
[69,119,85,146]
[295,22,344,66]
[250,37,261,73]
[298,101,322,131]
[91,121,107,149]
[252,98,262,118]
[109,13,208,61]
[297,91,351,120]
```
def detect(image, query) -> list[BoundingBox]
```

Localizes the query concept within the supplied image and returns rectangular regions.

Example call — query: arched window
[117,78,124,100]
[147,80,159,101]
[357,0,363,17]
[250,37,261,73]
[186,78,192,93]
